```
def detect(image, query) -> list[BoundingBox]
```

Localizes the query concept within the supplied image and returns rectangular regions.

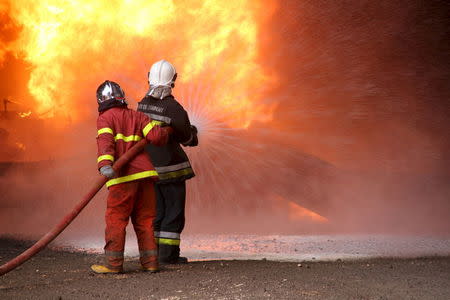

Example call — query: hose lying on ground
[0,139,148,276]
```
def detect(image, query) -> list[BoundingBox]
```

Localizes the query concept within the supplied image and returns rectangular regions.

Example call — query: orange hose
[0,139,148,276]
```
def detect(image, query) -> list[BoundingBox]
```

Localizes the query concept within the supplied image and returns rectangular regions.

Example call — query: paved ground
[1,238,450,299]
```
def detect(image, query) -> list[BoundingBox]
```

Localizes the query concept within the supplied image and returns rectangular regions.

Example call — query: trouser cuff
[105,250,124,270]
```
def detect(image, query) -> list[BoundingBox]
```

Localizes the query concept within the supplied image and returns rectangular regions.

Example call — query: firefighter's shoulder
[166,96,187,114]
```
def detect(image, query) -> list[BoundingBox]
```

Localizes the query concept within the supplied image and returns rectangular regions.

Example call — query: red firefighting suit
[97,106,169,270]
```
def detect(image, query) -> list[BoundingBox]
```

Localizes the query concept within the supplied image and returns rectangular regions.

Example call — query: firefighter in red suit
[91,80,171,274]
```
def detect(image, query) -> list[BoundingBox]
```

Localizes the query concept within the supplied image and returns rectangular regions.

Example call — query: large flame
[1,0,277,127]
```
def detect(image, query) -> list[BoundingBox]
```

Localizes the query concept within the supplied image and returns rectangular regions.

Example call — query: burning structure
[0,0,449,240]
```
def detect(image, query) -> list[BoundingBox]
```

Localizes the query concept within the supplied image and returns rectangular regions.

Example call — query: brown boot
[142,256,159,273]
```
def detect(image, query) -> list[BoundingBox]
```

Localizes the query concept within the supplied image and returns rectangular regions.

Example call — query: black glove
[188,125,198,147]
[190,125,198,134]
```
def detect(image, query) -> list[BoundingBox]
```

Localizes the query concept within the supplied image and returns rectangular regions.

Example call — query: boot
[90,264,123,274]
[141,254,159,273]
[142,265,159,273]
[160,256,188,265]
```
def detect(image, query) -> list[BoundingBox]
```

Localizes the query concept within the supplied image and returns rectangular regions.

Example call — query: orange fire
[287,201,328,224]
[15,142,26,151]
[271,194,328,224]
[18,111,32,118]
[1,1,278,127]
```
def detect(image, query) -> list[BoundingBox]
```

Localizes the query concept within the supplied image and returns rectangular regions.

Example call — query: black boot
[158,244,188,264]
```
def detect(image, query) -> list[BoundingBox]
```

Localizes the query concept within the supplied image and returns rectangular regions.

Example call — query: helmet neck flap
[98,99,127,112]
[147,85,172,99]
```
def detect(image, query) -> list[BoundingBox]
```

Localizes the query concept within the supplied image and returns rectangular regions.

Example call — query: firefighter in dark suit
[138,60,198,264]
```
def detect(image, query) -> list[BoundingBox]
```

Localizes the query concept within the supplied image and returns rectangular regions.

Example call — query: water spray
[0,139,148,276]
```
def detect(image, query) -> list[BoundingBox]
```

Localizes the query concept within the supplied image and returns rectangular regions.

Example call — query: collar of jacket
[98,99,127,112]
[144,95,174,101]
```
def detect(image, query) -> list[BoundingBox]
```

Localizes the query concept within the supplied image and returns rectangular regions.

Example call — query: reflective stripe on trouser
[105,178,157,269]
[154,231,181,246]
[139,249,158,269]
[153,181,186,262]
[105,250,124,271]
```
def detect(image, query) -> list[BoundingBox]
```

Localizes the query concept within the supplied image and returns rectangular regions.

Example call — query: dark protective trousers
[154,181,186,262]
[104,178,158,270]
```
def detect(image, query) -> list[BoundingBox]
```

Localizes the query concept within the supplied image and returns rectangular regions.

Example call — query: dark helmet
[96,80,127,105]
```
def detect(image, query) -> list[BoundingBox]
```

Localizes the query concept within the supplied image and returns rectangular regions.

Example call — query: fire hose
[0,139,148,276]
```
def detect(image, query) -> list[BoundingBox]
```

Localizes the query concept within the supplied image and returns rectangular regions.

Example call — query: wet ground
[61,234,450,262]
[1,238,450,299]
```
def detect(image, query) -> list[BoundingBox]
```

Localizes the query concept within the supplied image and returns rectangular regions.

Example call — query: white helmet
[148,59,177,88]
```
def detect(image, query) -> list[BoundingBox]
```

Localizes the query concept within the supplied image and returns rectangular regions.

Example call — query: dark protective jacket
[137,95,198,183]
[97,106,170,187]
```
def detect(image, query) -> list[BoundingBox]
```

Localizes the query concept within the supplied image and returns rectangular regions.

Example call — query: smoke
[254,0,450,233]
[1,0,449,244]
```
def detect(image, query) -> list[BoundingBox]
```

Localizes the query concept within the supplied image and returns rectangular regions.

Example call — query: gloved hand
[99,165,115,179]
[182,125,198,147]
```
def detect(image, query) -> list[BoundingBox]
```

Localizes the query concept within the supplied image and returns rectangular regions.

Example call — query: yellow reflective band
[98,128,114,136]
[97,154,114,163]
[139,250,157,257]
[158,238,180,246]
[114,134,142,142]
[142,120,161,137]
[158,168,193,180]
[106,170,158,187]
